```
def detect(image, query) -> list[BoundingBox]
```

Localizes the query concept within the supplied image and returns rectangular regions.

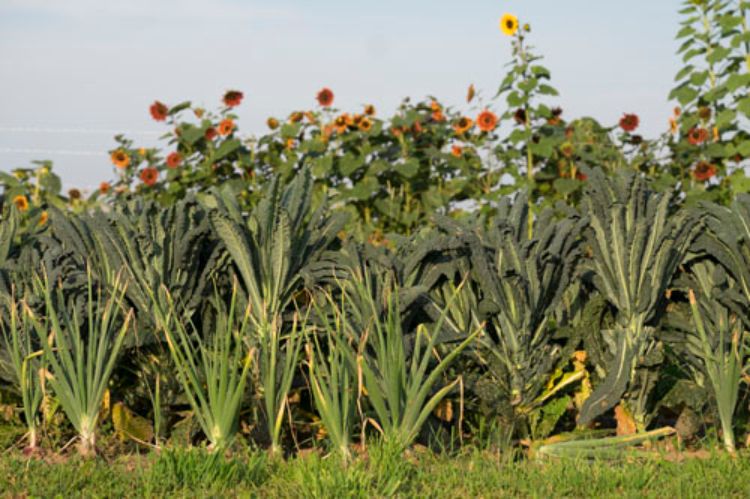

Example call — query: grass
[1,430,750,498]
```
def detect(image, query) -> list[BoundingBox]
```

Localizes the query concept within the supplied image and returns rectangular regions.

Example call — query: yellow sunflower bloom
[500,13,519,36]
[12,195,29,212]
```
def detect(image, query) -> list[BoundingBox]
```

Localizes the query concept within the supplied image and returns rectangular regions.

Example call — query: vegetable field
[2,1,750,496]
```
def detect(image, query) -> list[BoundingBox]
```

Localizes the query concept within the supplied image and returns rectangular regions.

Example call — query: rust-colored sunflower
[513,108,527,125]
[223,90,244,108]
[358,117,373,132]
[205,127,218,141]
[99,182,111,194]
[500,13,519,36]
[451,145,463,158]
[432,110,445,122]
[352,114,364,125]
[150,101,169,121]
[316,87,334,107]
[477,110,498,132]
[166,152,183,169]
[140,167,158,187]
[364,104,376,116]
[12,195,28,212]
[619,113,639,133]
[688,127,709,145]
[692,161,717,182]
[267,117,279,129]
[218,119,235,136]
[289,111,304,123]
[110,150,131,169]
[454,117,474,135]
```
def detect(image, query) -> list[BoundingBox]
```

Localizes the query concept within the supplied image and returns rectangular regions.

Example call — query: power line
[0,147,106,157]
[0,126,162,136]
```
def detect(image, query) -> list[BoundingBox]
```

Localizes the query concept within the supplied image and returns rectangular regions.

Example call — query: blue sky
[0,0,682,189]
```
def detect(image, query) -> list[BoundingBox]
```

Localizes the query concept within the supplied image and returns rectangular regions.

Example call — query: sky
[0,0,682,190]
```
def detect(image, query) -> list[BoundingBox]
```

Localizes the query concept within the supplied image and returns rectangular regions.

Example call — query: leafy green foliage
[578,168,700,428]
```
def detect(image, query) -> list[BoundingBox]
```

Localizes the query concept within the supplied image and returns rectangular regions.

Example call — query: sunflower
[223,90,244,108]
[500,13,519,36]
[99,182,111,194]
[364,104,376,116]
[68,188,81,200]
[619,113,639,133]
[477,110,498,132]
[140,167,158,187]
[166,152,183,169]
[289,111,304,123]
[358,117,373,132]
[451,145,463,158]
[38,211,48,226]
[110,150,131,169]
[316,87,334,107]
[218,119,235,136]
[698,106,711,121]
[267,117,280,129]
[205,127,217,141]
[454,117,474,135]
[432,110,445,122]
[692,161,717,182]
[334,114,349,134]
[513,108,527,126]
[12,195,28,212]
[149,101,169,121]
[688,127,709,145]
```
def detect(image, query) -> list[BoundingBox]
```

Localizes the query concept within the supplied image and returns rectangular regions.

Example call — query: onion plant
[0,295,44,450]
[27,269,132,456]
[335,267,480,451]
[149,283,254,451]
[209,169,343,456]
[682,262,747,453]
[306,290,357,463]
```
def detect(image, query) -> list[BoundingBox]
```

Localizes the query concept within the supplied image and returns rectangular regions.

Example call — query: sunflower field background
[2,1,750,496]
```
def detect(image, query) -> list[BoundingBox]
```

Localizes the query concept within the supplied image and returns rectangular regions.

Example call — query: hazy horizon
[0,0,681,189]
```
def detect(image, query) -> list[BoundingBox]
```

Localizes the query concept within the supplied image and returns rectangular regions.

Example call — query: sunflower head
[110,150,131,169]
[477,110,498,132]
[316,88,334,107]
[454,117,474,135]
[500,13,519,36]
[451,145,463,158]
[359,117,373,132]
[12,195,28,212]
[140,167,159,187]
[693,161,717,182]
[99,182,111,194]
[68,188,81,201]
[364,104,376,116]
[223,90,244,108]
[149,101,169,121]
[218,119,235,136]
[38,211,48,227]
[267,117,280,130]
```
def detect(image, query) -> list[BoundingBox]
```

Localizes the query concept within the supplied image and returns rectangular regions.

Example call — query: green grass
[1,442,750,498]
